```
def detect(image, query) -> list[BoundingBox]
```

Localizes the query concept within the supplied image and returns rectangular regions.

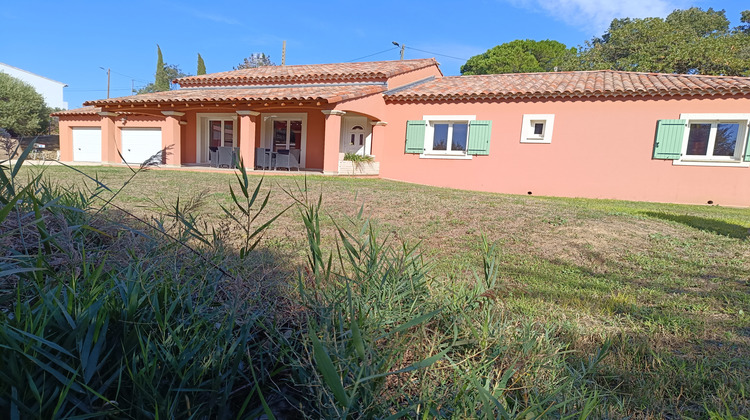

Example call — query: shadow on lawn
[495,255,750,417]
[641,211,748,239]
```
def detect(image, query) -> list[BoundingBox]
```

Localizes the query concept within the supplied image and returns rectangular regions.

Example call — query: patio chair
[290,149,301,166]
[274,149,300,171]
[267,149,276,170]
[255,147,270,169]
[217,146,234,168]
[209,148,218,167]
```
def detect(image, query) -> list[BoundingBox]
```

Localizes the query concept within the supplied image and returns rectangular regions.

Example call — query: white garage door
[121,128,163,164]
[72,127,102,162]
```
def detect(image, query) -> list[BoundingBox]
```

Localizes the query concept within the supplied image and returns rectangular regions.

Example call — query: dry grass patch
[10,164,750,417]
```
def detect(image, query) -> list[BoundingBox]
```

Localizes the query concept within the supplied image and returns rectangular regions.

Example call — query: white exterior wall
[0,63,68,109]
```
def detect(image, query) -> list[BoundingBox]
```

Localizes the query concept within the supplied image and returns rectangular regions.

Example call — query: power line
[67,88,134,92]
[405,47,468,61]
[102,67,151,84]
[346,47,399,62]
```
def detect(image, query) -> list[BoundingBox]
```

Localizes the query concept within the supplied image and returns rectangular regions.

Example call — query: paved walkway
[4,159,379,177]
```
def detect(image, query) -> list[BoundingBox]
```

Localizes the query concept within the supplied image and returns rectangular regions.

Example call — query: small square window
[521,114,554,143]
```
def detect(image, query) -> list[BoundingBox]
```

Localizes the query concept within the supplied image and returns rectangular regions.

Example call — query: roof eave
[384,89,750,102]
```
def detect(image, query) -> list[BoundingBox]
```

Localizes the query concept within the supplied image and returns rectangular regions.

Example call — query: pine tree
[155,44,169,91]
[197,53,206,75]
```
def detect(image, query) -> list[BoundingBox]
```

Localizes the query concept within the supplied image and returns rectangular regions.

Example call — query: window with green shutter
[653,119,685,160]
[414,115,487,158]
[467,120,492,155]
[654,115,750,165]
[405,120,426,154]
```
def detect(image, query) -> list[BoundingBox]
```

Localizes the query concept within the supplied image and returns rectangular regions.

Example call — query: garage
[121,128,163,164]
[71,127,102,162]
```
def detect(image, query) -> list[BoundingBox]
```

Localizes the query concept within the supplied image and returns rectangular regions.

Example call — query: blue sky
[1,0,746,108]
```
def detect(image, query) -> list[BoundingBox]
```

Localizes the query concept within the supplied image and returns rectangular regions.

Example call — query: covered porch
[79,84,388,175]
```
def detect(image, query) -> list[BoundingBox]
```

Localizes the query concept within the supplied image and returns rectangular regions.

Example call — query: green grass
[3,163,749,418]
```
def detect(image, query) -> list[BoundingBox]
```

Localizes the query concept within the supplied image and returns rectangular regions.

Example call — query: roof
[0,62,68,86]
[84,84,386,107]
[176,59,439,87]
[384,70,750,101]
[51,106,101,116]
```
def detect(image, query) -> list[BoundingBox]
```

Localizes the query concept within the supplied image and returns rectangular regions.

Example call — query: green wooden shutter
[653,119,685,160]
[405,120,426,154]
[467,120,492,155]
[744,125,750,162]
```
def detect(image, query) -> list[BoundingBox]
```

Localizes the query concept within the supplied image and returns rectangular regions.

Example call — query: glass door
[209,120,234,148]
[271,120,301,152]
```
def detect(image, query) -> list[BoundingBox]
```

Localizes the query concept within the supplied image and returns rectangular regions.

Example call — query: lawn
[4,163,750,418]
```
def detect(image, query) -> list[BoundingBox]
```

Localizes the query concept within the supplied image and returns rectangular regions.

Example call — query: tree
[741,10,750,33]
[234,53,275,70]
[138,64,190,94]
[197,53,206,75]
[0,73,50,137]
[574,8,750,76]
[461,40,576,75]
[155,44,169,91]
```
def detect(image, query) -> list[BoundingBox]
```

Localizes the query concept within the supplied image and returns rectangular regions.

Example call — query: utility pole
[392,42,405,60]
[100,67,111,98]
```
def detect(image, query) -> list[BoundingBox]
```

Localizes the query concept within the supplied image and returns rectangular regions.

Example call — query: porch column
[370,121,388,160]
[321,110,346,174]
[161,111,185,166]
[59,121,73,162]
[237,110,260,169]
[98,112,118,163]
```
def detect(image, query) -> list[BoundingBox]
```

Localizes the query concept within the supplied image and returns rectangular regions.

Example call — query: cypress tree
[197,53,206,75]
[155,44,169,91]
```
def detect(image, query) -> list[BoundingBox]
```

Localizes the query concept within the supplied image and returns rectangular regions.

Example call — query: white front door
[72,127,102,162]
[341,116,369,156]
[121,128,163,164]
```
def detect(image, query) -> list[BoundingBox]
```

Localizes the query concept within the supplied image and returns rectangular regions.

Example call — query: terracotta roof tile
[176,59,438,87]
[51,106,101,116]
[385,70,750,101]
[84,84,386,107]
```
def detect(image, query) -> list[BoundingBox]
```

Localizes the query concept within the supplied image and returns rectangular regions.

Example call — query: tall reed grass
[1,148,613,418]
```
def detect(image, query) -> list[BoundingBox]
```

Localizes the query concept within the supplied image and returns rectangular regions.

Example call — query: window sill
[419,153,473,160]
[672,160,750,167]
[520,138,551,144]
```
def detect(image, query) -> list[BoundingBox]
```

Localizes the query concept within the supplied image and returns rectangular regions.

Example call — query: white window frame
[520,114,554,144]
[420,115,475,160]
[674,113,750,167]
[196,113,237,163]
[259,113,308,168]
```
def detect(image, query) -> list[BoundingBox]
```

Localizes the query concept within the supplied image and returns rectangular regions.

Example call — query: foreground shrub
[0,150,614,418]
[0,151,278,418]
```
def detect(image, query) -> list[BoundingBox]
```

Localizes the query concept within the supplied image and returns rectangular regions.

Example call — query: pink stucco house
[55,58,750,206]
